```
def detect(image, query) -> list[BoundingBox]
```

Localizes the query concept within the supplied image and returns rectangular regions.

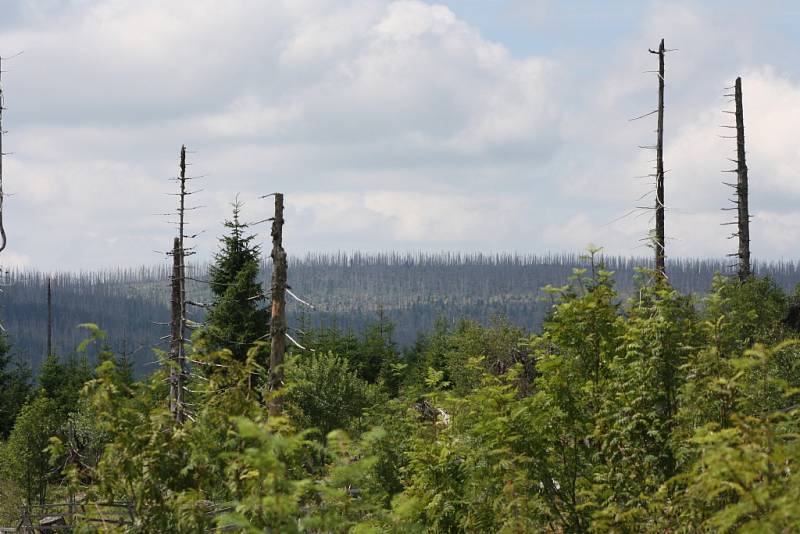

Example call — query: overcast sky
[1,0,800,270]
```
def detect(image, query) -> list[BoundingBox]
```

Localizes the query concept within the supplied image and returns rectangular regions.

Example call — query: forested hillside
[4,256,800,531]
[6,252,800,375]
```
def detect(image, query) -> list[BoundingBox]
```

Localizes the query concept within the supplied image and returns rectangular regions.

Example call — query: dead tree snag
[169,237,184,421]
[649,39,666,278]
[47,277,52,357]
[168,146,189,423]
[734,77,751,280]
[721,77,752,280]
[0,56,7,254]
[268,193,287,417]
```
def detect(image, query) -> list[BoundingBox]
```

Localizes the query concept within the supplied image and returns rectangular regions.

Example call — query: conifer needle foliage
[201,200,269,363]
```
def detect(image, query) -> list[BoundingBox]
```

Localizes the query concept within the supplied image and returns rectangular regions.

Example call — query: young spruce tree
[202,200,269,362]
[0,333,31,439]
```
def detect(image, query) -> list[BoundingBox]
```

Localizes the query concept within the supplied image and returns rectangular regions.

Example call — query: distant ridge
[3,252,800,376]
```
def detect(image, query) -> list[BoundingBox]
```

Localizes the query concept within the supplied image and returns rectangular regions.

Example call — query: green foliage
[284,351,383,437]
[447,317,531,394]
[592,278,700,528]
[202,200,269,362]
[0,333,31,439]
[39,353,93,417]
[674,276,800,471]
[219,420,402,533]
[303,312,401,388]
[80,344,268,532]
[306,427,399,532]
[216,416,315,533]
[1,395,61,505]
[678,411,800,532]
[359,309,400,385]
[525,262,623,530]
[76,342,402,532]
[657,342,800,532]
[407,315,531,396]
[704,275,789,352]
[12,251,800,532]
[361,398,418,502]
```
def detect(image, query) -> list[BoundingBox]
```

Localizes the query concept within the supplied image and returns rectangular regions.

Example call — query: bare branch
[629,109,659,121]
[285,332,310,351]
[286,287,316,309]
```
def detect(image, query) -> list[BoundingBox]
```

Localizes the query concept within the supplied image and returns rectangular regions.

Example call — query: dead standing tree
[169,235,185,422]
[0,56,7,255]
[721,77,751,280]
[0,54,23,334]
[167,145,193,423]
[629,40,672,278]
[268,193,287,417]
[734,78,751,279]
[47,277,52,357]
[650,39,666,278]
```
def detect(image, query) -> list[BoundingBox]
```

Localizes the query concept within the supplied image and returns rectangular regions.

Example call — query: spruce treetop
[204,197,269,362]
[209,199,261,298]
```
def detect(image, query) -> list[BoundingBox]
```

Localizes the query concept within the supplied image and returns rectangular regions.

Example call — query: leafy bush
[283,351,383,437]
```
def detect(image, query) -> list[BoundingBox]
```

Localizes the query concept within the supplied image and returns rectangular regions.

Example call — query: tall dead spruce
[0,55,8,254]
[47,277,53,357]
[168,146,192,423]
[169,236,185,422]
[0,54,19,333]
[268,193,287,417]
[722,77,751,280]
[650,39,666,278]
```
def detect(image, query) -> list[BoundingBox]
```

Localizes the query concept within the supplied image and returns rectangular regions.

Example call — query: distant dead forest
[4,251,800,375]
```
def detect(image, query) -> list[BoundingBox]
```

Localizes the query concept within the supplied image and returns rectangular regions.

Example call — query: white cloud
[0,0,564,269]
[754,211,800,255]
[0,251,31,269]
[287,190,529,250]
[544,2,800,261]
[0,0,799,269]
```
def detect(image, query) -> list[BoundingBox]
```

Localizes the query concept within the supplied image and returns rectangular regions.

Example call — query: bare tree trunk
[169,237,184,422]
[653,39,666,277]
[47,277,52,357]
[168,145,188,424]
[178,146,187,402]
[0,56,7,253]
[735,77,751,280]
[268,193,287,417]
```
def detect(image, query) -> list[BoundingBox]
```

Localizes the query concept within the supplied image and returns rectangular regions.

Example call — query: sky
[2,0,800,270]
